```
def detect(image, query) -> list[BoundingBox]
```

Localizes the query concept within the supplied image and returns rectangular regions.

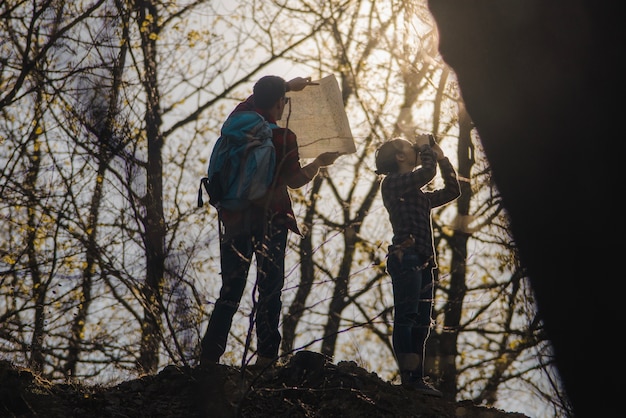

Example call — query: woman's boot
[396,353,442,397]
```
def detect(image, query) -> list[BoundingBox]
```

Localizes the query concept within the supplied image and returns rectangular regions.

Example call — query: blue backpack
[198,111,277,211]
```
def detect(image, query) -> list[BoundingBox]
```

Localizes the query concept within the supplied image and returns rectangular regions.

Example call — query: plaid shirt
[221,96,312,236]
[381,145,461,262]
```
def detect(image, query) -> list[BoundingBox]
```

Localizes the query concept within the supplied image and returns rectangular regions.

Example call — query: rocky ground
[1,351,530,417]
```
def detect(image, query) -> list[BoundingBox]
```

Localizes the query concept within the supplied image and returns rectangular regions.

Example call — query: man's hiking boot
[243,356,279,377]
[199,355,218,368]
[254,356,275,367]
[402,377,443,397]
[245,355,276,371]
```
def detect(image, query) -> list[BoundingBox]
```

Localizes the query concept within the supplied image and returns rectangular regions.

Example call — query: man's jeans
[386,249,435,357]
[201,219,287,362]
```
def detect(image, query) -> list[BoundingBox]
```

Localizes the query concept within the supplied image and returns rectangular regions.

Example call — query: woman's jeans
[386,249,435,357]
[201,217,288,362]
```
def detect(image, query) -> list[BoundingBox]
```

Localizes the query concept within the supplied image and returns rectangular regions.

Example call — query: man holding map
[200,75,352,368]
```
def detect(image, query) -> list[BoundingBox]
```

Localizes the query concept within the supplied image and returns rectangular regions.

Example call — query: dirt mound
[1,352,529,417]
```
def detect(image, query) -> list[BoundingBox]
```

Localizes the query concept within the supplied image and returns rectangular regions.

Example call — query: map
[278,75,356,159]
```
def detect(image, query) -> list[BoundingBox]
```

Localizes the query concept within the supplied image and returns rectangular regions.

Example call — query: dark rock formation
[428,1,623,416]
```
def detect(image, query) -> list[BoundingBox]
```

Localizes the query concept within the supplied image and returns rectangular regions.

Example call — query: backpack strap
[198,177,209,208]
